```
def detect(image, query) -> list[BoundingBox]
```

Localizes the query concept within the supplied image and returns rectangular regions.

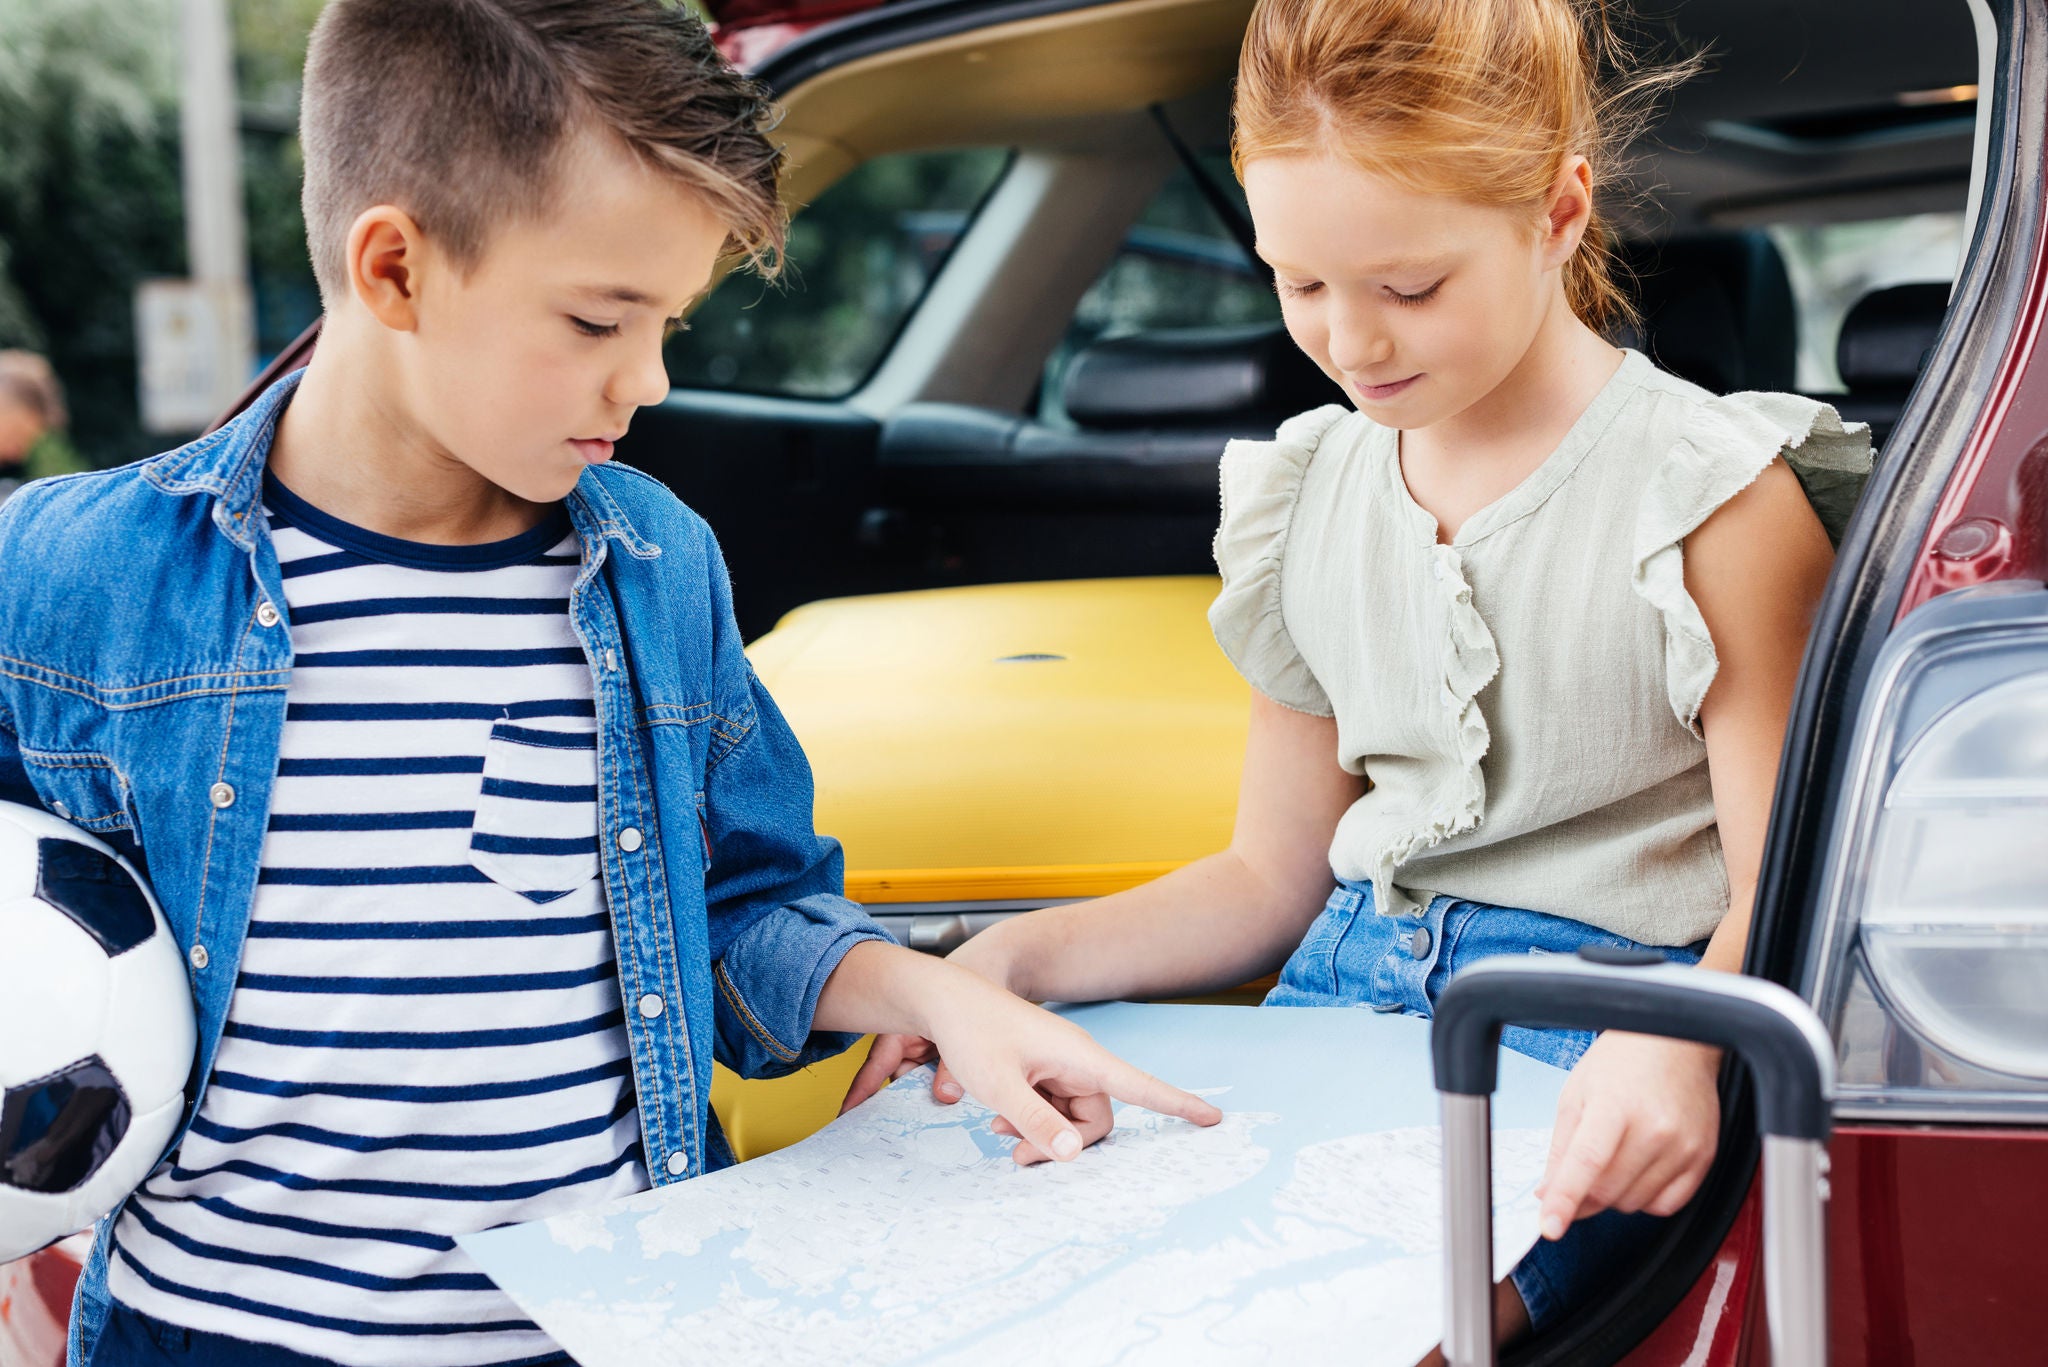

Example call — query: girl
[847,0,1870,1342]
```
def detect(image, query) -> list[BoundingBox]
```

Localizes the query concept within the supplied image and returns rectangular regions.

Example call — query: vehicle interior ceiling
[637,0,1983,636]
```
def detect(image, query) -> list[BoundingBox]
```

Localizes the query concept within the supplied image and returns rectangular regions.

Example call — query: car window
[666,148,1011,399]
[1037,155,1282,427]
[1766,212,1966,392]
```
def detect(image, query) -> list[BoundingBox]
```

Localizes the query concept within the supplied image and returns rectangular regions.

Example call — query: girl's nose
[1324,304,1396,377]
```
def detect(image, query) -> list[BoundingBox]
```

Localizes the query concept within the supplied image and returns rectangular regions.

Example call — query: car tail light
[1810,584,2048,1115]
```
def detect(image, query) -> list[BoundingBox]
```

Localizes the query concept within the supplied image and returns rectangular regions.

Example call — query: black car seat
[1831,282,1950,451]
[881,320,1344,481]
[1616,231,1800,395]
[1057,322,1346,434]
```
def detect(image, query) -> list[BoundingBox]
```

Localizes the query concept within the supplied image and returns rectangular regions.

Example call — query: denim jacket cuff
[712,892,894,1079]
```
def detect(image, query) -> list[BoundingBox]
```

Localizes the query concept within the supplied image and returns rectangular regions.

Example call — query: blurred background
[0,0,324,473]
[0,0,1962,493]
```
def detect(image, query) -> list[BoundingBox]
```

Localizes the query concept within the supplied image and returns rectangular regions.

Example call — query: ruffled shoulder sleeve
[1633,392,1873,736]
[1206,405,1352,717]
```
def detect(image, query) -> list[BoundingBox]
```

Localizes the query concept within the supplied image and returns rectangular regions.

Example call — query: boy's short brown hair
[299,0,786,306]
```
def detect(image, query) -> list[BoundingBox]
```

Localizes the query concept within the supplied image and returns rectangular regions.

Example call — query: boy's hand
[851,1036,1118,1169]
[840,1032,946,1113]
[921,980,1219,1165]
[833,956,1219,1164]
[1535,1031,1722,1239]
[839,928,1018,1114]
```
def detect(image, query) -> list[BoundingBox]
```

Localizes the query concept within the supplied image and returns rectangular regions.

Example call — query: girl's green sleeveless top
[1209,350,1872,946]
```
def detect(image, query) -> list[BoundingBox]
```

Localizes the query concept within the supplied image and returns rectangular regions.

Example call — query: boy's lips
[569,437,617,464]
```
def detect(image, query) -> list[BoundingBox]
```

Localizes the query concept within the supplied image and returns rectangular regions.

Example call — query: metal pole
[1440,1093,1496,1367]
[177,0,253,397]
[1761,1135,1831,1367]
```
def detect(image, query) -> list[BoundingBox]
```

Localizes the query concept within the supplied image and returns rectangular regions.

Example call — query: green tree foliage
[0,0,185,465]
[0,0,321,466]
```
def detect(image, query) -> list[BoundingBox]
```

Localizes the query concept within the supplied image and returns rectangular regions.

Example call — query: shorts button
[616,827,643,853]
[665,1151,688,1177]
[209,782,236,809]
[1409,927,1432,959]
[256,601,281,628]
[638,993,664,1019]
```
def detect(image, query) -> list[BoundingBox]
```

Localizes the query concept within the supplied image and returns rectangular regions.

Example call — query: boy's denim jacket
[0,372,890,1355]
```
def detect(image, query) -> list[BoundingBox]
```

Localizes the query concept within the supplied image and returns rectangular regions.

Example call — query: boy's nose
[608,343,672,411]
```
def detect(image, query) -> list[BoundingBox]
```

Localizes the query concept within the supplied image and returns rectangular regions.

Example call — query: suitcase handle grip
[1431,948,1835,1139]
[1428,949,1837,1367]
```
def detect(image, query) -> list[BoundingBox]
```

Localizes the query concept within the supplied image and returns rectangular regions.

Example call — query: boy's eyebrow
[573,284,667,309]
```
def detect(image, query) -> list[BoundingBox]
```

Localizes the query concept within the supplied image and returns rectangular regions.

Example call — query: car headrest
[1060,323,1343,430]
[1617,232,1799,394]
[1837,282,1949,393]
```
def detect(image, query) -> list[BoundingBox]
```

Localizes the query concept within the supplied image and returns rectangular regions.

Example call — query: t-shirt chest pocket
[468,719,601,903]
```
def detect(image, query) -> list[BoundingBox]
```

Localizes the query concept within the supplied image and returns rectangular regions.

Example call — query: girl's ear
[1541,157,1595,269]
[344,205,429,333]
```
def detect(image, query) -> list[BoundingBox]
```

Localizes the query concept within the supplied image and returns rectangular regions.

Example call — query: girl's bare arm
[955,692,1363,1004]
[841,695,1358,1113]
[1535,454,1837,1234]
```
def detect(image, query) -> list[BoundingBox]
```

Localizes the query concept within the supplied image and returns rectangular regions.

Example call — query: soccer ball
[0,800,194,1260]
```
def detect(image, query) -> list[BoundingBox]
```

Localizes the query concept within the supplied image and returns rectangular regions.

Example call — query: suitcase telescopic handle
[1428,948,1837,1367]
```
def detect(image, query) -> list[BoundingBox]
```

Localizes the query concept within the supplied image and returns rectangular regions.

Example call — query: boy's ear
[1541,156,1595,269]
[344,205,428,333]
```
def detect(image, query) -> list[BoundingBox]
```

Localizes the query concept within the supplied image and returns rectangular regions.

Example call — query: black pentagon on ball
[36,838,154,956]
[1,1055,132,1194]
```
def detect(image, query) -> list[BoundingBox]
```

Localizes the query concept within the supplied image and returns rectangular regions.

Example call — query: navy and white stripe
[110,477,645,1366]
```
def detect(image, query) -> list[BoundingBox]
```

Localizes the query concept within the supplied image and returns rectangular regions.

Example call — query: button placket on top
[180,518,295,1138]
[569,554,698,1184]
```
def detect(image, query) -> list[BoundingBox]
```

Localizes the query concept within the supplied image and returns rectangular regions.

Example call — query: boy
[0,4,1220,1364]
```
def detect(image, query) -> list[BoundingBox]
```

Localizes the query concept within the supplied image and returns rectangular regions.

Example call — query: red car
[7,0,2043,1363]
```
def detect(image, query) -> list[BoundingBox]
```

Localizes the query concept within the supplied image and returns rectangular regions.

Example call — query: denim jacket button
[616,826,643,853]
[49,800,71,820]
[255,601,281,628]
[1408,926,1432,959]
[189,944,209,970]
[665,1151,688,1176]
[638,993,664,1019]
[209,782,236,809]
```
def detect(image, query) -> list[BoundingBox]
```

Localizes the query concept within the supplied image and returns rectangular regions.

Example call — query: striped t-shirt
[109,475,647,1366]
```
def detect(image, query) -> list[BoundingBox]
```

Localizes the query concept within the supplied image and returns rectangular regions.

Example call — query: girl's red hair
[1233,0,1697,334]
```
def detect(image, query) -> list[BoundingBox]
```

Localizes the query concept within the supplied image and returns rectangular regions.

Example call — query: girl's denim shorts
[1265,879,1706,1333]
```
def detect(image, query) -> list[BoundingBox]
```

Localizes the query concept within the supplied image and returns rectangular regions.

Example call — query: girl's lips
[569,438,615,464]
[1354,374,1422,401]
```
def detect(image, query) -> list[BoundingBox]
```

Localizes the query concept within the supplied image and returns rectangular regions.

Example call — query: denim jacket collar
[140,366,663,562]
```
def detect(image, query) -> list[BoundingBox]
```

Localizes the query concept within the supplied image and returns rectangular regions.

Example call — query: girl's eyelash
[1272,279,1442,305]
[1389,280,1444,307]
